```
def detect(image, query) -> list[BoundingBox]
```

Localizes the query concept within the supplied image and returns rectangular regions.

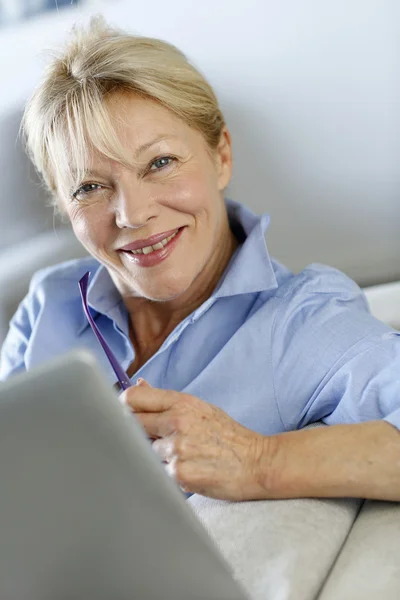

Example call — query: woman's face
[61,92,233,302]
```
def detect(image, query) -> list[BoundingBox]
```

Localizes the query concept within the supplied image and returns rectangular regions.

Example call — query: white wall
[0,0,399,285]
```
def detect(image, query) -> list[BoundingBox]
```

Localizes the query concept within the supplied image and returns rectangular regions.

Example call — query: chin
[139,272,194,303]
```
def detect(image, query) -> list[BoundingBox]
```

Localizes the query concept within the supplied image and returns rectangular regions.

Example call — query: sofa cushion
[188,493,362,600]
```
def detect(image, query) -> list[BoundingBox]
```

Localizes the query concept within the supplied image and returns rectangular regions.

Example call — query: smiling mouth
[128,229,180,255]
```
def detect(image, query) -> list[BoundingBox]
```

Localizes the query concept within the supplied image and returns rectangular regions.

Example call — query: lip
[120,228,180,252]
[119,226,185,268]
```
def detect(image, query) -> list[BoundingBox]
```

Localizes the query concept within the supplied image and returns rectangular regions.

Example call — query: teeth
[129,229,179,255]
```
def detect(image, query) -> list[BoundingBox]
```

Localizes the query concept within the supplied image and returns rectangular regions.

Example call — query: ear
[215,127,233,191]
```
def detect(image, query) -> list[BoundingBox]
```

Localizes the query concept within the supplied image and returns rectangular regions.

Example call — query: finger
[163,457,192,494]
[152,436,176,462]
[164,456,179,479]
[152,434,206,462]
[121,386,175,413]
[136,378,152,388]
[135,412,175,438]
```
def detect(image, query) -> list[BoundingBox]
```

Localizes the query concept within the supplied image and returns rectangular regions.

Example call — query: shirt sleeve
[271,264,400,432]
[0,301,31,381]
[0,272,42,382]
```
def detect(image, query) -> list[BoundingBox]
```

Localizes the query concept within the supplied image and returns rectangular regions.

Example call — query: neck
[123,221,239,363]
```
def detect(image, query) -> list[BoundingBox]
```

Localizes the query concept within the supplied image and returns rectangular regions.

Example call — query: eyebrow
[133,134,179,157]
[77,134,179,179]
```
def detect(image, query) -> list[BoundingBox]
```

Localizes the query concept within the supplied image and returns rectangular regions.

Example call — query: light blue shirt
[1,199,400,435]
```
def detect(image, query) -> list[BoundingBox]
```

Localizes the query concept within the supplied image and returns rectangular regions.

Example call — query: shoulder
[22,256,101,326]
[275,262,365,303]
[0,257,100,381]
[21,255,101,325]
[270,263,393,382]
[270,262,385,358]
[269,262,371,327]
[257,261,370,326]
[29,256,100,293]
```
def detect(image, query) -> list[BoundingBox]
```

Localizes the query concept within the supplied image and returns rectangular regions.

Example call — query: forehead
[103,91,192,152]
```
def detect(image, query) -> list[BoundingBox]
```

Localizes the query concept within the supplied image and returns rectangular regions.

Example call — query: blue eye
[73,183,103,200]
[149,156,174,171]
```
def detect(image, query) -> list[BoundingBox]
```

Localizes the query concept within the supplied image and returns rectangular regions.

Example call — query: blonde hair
[22,16,225,207]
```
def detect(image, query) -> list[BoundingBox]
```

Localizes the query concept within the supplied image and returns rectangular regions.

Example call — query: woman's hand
[120,379,269,501]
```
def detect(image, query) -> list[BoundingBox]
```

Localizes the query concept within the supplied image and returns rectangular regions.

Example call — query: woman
[1,18,400,502]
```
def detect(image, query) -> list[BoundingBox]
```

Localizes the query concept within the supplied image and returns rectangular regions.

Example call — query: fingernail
[136,378,144,386]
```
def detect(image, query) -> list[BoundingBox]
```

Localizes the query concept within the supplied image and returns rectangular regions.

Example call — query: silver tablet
[0,349,248,600]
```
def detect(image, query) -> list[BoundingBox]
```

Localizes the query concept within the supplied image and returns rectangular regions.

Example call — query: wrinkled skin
[121,379,269,500]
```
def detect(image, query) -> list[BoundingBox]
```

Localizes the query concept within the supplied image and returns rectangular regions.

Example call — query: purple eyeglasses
[78,271,132,391]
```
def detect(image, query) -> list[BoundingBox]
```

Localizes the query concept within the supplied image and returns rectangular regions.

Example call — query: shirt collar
[76,198,277,334]
[213,198,278,298]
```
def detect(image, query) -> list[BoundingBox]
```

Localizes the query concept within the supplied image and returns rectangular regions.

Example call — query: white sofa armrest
[318,500,400,600]
[188,493,362,600]
[362,281,400,330]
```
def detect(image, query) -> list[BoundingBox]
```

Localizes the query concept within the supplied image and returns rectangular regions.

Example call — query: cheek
[162,168,219,215]
[68,205,112,250]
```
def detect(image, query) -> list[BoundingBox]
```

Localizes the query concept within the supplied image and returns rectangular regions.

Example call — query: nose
[113,176,157,229]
